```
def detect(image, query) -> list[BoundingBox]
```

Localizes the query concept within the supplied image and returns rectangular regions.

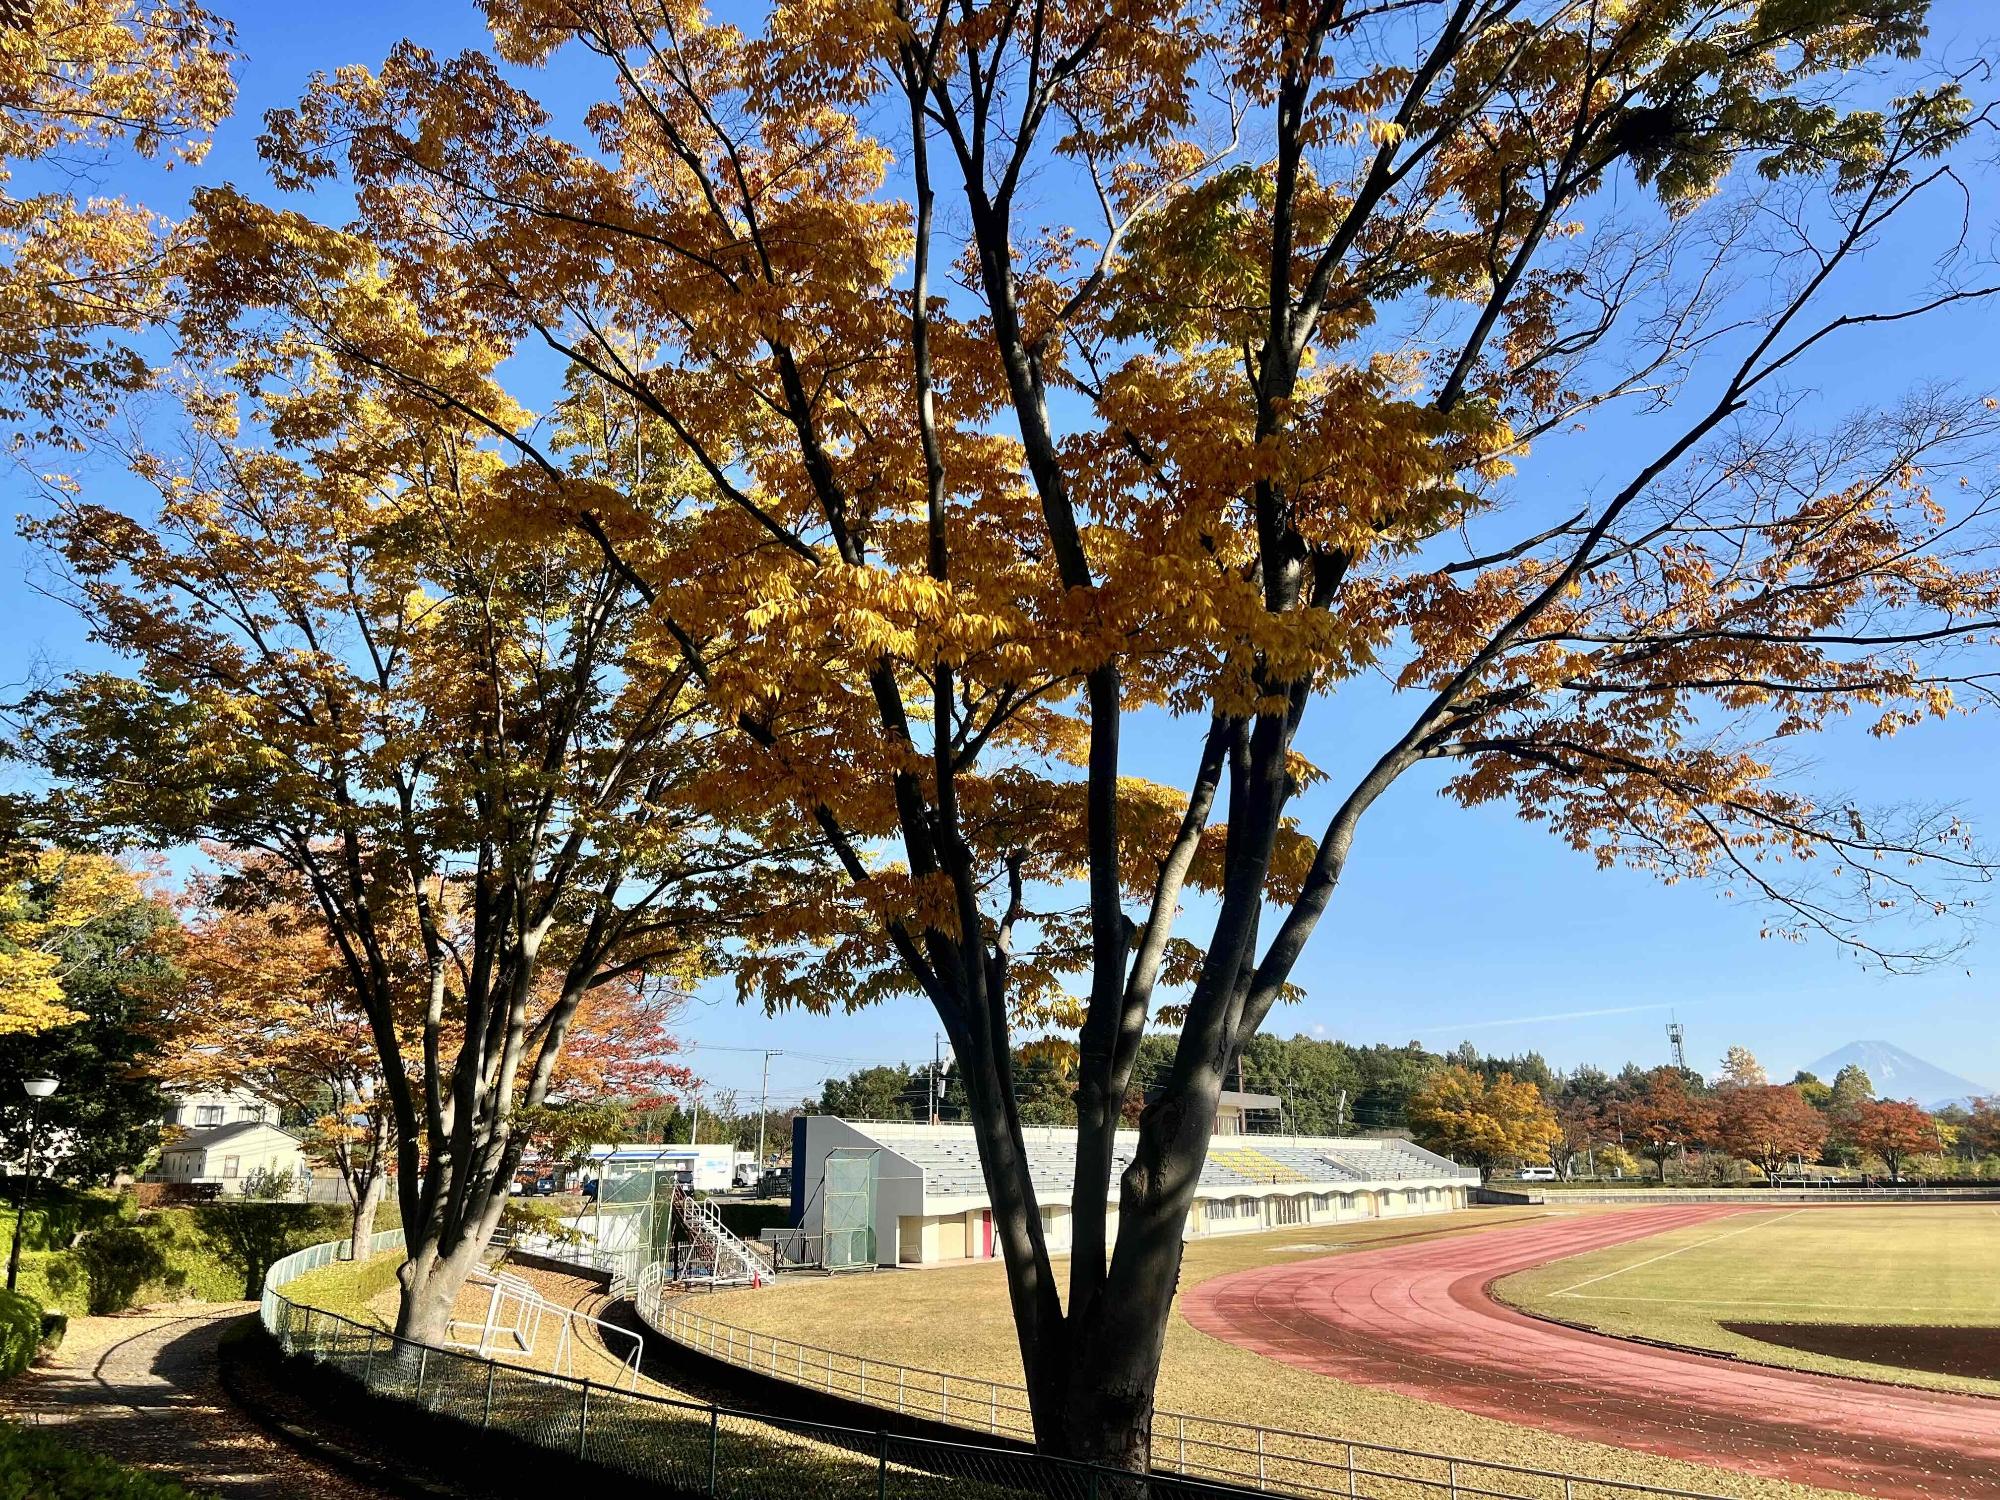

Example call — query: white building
[162,1088,274,1131]
[152,1120,307,1196]
[586,1141,736,1193]
[788,1116,1479,1267]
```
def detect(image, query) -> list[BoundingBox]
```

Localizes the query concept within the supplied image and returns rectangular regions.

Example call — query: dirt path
[1,1303,399,1500]
[1182,1205,2000,1499]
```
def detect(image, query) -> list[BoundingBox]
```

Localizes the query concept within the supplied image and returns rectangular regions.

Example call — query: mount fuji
[1800,1040,1994,1111]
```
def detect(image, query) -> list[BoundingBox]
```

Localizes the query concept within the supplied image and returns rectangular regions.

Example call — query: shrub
[0,1290,40,1379]
[18,1203,351,1316]
[185,1202,337,1298]
[0,1419,210,1499]
[75,1225,173,1315]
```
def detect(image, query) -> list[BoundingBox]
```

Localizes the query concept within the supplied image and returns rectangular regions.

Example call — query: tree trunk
[348,1170,385,1262]
[395,1230,486,1343]
[1050,1079,1228,1473]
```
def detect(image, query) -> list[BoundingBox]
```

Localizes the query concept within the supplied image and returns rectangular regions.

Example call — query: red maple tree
[1844,1098,1936,1182]
[1714,1085,1828,1182]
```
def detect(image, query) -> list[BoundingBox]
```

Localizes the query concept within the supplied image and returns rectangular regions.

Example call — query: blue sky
[7,1,1999,1107]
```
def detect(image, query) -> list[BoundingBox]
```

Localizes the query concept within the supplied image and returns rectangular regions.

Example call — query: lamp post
[7,1075,58,1293]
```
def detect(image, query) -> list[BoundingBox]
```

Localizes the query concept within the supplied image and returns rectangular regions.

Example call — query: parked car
[1515,1166,1557,1181]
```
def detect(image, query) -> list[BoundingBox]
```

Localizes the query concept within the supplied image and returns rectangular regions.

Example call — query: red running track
[1180,1206,2000,1498]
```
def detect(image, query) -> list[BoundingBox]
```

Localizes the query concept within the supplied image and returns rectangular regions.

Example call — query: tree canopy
[1407,1064,1560,1178]
[17,0,2000,1468]
[0,852,179,1183]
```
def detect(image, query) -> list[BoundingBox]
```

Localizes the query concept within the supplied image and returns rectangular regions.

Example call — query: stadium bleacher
[891,1132,1464,1198]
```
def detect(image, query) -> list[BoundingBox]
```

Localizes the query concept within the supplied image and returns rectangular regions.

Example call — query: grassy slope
[280,1250,692,1396]
[1494,1204,2000,1397]
[700,1207,1860,1500]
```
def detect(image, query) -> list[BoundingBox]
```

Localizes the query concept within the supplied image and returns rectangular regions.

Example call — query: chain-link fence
[263,1281,1283,1500]
[633,1284,1736,1500]
[266,1237,1733,1500]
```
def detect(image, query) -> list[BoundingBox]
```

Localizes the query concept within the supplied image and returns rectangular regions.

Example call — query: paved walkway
[1,1304,398,1500]
[1182,1205,2000,1499]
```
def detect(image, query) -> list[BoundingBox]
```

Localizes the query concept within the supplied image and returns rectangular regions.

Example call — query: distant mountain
[1800,1040,1995,1111]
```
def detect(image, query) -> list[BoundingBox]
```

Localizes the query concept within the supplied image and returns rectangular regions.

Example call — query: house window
[221,1156,240,1178]
[196,1105,225,1127]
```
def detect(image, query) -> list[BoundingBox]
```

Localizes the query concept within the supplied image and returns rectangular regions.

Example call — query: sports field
[702,1207,1864,1500]
[1494,1204,2000,1396]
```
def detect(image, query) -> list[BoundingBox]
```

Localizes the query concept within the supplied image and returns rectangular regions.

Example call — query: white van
[1515,1165,1558,1181]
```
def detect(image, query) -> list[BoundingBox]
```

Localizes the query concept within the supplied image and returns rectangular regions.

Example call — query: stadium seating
[892,1131,1465,1198]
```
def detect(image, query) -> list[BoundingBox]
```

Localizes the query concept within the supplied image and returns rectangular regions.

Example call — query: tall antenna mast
[1666,1014,1687,1072]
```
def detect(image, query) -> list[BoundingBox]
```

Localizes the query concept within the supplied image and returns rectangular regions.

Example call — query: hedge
[0,1290,39,1379]
[0,1420,211,1499]
[18,1202,355,1316]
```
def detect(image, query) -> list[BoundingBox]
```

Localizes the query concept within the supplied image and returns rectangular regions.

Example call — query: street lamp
[7,1074,58,1293]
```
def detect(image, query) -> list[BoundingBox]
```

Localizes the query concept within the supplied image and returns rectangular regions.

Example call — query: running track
[1181,1206,2000,1498]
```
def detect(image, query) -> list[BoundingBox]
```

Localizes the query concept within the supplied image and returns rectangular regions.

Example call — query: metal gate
[822,1147,878,1270]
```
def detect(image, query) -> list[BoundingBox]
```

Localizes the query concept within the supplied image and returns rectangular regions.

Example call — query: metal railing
[444,1264,645,1389]
[675,1183,769,1286]
[265,1235,1731,1500]
[265,1268,1269,1500]
[633,1280,1732,1500]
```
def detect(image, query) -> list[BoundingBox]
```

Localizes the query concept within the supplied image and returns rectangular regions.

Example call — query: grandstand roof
[835,1119,1476,1208]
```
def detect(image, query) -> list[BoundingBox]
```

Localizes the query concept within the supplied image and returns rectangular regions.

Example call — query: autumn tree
[1967,1098,2000,1161]
[1714,1083,1828,1181]
[1718,1046,1767,1090]
[1549,1095,1604,1182]
[1625,1068,1719,1183]
[0,0,233,444]
[0,852,178,1182]
[1845,1097,1935,1182]
[162,0,2000,1469]
[1,849,161,1033]
[165,852,412,1257]
[1408,1065,1559,1180]
[27,381,761,1340]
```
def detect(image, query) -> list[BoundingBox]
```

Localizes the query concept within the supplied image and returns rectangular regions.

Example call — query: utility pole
[688,1093,699,1145]
[1336,1088,1348,1136]
[753,1050,781,1183]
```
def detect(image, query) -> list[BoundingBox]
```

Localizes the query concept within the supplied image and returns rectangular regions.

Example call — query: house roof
[166,1120,300,1154]
[1217,1089,1283,1111]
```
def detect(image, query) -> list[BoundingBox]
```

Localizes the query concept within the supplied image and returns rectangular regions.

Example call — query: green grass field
[1495,1205,2000,1396]
[700,1208,1863,1500]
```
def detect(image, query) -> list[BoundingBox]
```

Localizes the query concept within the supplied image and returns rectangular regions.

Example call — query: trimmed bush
[17,1203,351,1316]
[0,1290,40,1379]
[0,1419,211,1498]
[76,1226,165,1314]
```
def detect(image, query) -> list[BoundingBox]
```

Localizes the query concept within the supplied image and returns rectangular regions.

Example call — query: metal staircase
[670,1183,767,1287]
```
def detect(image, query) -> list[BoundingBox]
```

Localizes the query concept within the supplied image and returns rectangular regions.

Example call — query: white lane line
[1551,1209,1806,1297]
[1560,1294,1939,1310]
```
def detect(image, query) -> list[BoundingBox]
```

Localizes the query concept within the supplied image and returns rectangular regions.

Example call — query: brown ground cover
[1722,1321,2000,1382]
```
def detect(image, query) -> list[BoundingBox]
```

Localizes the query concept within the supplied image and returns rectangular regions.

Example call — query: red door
[980,1211,994,1258]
